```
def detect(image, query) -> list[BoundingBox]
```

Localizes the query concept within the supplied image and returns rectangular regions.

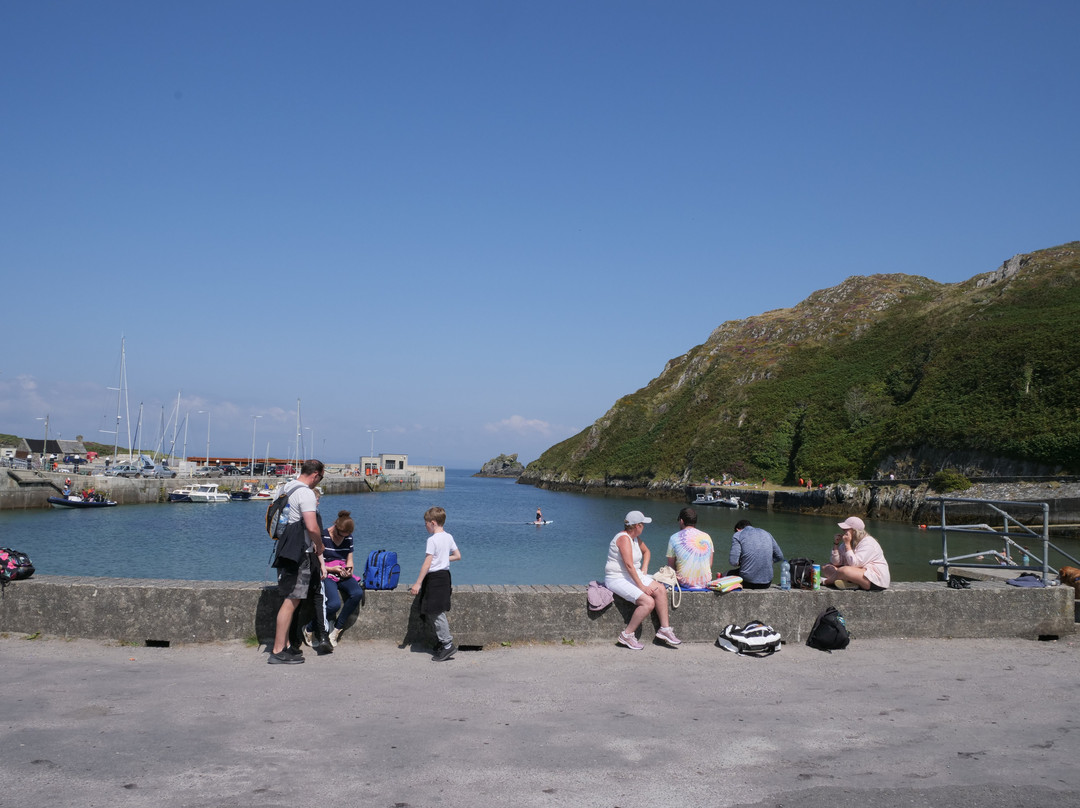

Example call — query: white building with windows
[353,453,444,488]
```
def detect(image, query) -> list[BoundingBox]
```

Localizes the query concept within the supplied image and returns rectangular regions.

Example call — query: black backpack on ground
[788,558,816,589]
[807,606,850,652]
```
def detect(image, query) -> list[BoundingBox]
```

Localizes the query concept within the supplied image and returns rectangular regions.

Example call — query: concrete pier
[1,575,1073,647]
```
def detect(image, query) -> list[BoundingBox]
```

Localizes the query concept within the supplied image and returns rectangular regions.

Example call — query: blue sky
[3,1,1077,469]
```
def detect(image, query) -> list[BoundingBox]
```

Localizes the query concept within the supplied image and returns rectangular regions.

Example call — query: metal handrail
[925,497,1075,583]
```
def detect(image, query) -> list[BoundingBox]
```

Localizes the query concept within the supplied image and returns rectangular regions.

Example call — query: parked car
[220,465,242,476]
[193,466,224,478]
[63,455,88,467]
[106,464,143,478]
[142,465,178,479]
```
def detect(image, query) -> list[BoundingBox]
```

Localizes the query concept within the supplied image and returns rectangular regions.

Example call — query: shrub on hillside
[930,468,972,493]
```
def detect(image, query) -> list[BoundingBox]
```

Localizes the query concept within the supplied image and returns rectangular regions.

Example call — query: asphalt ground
[1,633,1078,808]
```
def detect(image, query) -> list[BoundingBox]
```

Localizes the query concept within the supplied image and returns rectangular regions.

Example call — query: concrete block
[1,576,1073,647]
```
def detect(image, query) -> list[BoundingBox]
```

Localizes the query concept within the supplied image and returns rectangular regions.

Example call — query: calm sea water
[0,470,956,584]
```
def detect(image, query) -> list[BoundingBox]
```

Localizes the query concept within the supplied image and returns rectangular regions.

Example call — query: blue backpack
[363,549,401,590]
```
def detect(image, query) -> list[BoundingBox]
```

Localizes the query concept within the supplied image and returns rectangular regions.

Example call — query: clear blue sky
[3,1,1077,468]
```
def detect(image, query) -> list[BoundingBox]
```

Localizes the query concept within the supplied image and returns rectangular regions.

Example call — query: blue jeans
[326,576,364,630]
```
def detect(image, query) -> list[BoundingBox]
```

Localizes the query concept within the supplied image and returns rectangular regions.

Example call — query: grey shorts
[276,554,312,600]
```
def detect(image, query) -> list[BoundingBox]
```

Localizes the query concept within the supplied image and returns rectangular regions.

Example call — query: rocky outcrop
[475,454,526,478]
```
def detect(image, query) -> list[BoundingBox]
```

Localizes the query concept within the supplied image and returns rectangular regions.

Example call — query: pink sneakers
[656,626,682,647]
[617,631,644,650]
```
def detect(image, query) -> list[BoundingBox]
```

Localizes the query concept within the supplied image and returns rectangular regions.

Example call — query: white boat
[693,492,748,508]
[168,485,200,503]
[187,484,231,503]
[251,483,283,502]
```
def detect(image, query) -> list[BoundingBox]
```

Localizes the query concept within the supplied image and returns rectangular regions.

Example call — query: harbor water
[0,470,950,585]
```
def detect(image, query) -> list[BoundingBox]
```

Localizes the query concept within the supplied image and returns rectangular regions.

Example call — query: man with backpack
[269,459,328,665]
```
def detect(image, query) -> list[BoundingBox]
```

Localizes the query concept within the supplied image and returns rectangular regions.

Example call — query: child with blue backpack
[409,506,462,662]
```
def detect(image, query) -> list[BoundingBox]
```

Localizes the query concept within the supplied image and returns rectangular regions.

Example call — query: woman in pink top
[822,516,890,591]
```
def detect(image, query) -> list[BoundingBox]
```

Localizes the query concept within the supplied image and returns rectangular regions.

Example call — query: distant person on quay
[269,459,328,665]
[665,506,714,589]
[409,506,462,662]
[604,511,681,650]
[727,519,785,589]
[822,516,890,591]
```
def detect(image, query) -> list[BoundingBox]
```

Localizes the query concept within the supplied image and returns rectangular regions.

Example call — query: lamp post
[367,428,378,463]
[251,415,262,474]
[304,427,313,461]
[198,410,210,467]
[36,414,49,470]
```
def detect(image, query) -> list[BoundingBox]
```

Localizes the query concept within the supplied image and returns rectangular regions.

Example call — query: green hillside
[524,242,1080,489]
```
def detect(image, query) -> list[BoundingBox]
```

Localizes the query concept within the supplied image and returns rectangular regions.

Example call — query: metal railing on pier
[928,496,1080,583]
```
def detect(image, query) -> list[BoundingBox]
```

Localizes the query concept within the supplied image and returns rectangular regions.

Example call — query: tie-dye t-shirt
[665,527,714,588]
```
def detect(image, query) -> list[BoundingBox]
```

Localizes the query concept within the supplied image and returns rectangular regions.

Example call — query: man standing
[665,507,714,589]
[728,519,784,589]
[269,459,327,665]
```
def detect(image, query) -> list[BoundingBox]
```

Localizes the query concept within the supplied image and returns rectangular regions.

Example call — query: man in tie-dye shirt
[665,507,714,588]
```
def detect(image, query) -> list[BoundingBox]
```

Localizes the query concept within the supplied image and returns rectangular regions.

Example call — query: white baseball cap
[838,516,865,531]
[625,510,652,525]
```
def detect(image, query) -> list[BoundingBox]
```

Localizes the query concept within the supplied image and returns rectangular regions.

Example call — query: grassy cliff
[523,242,1080,490]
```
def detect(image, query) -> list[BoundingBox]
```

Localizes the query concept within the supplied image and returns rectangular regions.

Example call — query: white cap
[838,516,865,531]
[624,510,652,525]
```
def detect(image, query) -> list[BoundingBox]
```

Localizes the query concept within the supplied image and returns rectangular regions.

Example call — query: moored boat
[168,485,199,503]
[188,484,230,503]
[48,494,117,508]
[692,492,748,508]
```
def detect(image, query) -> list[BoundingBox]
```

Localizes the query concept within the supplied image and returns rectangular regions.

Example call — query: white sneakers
[328,627,342,647]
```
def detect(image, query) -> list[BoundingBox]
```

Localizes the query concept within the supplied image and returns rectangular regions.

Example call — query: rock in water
[475,453,526,478]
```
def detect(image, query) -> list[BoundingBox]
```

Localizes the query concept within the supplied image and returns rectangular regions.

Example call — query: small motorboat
[251,484,282,501]
[693,492,748,508]
[188,484,231,503]
[168,485,199,503]
[230,483,256,501]
[48,494,117,508]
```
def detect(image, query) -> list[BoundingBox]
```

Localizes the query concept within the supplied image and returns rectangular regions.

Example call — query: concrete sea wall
[1,576,1073,648]
[0,469,432,509]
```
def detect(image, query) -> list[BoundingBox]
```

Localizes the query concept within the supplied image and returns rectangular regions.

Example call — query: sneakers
[286,645,304,658]
[656,626,682,647]
[432,643,458,662]
[617,631,644,650]
[302,625,313,647]
[268,649,304,665]
[328,627,342,647]
[832,579,852,590]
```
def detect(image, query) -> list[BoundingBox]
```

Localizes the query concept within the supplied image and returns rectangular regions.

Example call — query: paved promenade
[1,635,1078,808]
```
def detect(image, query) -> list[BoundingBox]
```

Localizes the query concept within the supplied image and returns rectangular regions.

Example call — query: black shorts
[276,554,312,600]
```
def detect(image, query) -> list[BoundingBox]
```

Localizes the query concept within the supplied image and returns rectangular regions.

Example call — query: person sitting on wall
[727,519,784,589]
[822,516,890,591]
[665,506,714,589]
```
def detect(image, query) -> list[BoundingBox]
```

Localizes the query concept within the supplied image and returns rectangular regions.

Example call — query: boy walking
[409,506,462,662]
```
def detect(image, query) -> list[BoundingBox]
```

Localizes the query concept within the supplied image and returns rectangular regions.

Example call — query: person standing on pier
[268,459,328,665]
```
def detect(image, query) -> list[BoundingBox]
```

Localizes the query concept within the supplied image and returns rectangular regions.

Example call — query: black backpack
[807,606,850,652]
[788,558,816,589]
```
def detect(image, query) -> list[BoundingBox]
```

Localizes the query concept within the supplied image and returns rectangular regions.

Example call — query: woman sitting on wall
[822,516,890,590]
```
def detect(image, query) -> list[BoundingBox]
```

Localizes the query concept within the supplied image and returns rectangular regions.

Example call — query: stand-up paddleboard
[527,520,554,525]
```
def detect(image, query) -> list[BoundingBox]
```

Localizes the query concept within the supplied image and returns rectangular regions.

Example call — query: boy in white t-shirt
[409,506,462,662]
